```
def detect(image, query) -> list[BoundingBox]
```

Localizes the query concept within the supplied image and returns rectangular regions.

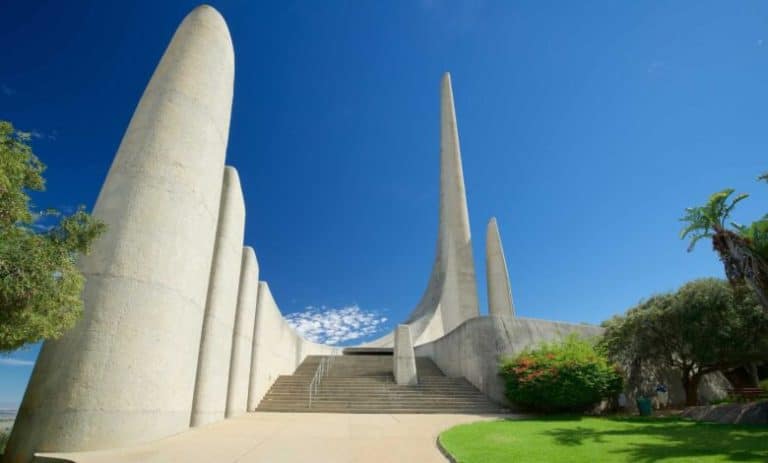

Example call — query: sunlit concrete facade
[225,247,259,418]
[486,217,515,318]
[4,6,235,462]
[191,166,246,427]
[393,325,418,385]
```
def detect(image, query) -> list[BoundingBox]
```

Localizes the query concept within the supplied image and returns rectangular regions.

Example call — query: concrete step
[256,406,505,414]
[256,354,503,414]
[265,391,488,398]
[271,377,470,384]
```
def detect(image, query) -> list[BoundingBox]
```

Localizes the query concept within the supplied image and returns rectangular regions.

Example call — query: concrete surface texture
[225,246,259,418]
[247,282,340,411]
[191,166,246,427]
[416,316,604,405]
[393,325,418,385]
[34,413,511,463]
[364,72,480,348]
[2,5,235,462]
[485,217,515,317]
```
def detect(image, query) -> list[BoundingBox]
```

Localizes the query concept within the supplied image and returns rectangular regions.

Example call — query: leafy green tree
[0,121,105,351]
[601,279,768,406]
[681,175,768,310]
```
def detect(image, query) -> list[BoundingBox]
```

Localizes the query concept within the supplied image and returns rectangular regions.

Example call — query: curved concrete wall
[247,282,339,410]
[191,167,246,427]
[226,247,259,418]
[415,316,604,405]
[3,6,235,461]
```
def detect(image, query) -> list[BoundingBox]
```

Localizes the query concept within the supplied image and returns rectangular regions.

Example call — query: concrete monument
[225,246,259,418]
[4,5,235,461]
[3,6,612,462]
[486,217,515,318]
[364,72,480,348]
[191,166,246,427]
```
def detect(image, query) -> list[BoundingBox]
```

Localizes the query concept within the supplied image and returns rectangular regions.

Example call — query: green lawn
[438,416,768,462]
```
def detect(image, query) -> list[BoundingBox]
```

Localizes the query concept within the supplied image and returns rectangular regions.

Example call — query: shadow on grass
[543,417,768,462]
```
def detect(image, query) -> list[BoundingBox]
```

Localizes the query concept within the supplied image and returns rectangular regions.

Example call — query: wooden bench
[727,387,768,401]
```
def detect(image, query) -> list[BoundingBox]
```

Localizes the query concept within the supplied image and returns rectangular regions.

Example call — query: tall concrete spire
[486,217,515,317]
[4,6,235,461]
[364,73,480,348]
[437,72,480,333]
[438,73,472,247]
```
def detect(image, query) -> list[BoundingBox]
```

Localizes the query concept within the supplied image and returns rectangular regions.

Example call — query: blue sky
[1,0,767,407]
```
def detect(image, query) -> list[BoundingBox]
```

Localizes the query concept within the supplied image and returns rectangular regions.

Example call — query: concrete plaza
[37,413,517,463]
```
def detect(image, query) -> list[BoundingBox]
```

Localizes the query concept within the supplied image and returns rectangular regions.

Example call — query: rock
[681,402,768,425]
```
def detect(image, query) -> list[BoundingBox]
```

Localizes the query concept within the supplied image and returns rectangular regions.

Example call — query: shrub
[499,335,623,412]
[760,379,768,393]
[0,430,8,454]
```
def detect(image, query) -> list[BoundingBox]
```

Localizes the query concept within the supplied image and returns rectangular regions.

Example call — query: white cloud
[28,129,58,141]
[0,357,34,366]
[285,304,389,345]
[647,61,665,75]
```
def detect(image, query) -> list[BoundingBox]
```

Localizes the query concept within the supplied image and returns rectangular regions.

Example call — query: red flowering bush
[499,335,623,412]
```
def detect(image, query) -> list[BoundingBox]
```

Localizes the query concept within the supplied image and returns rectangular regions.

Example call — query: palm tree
[681,176,768,311]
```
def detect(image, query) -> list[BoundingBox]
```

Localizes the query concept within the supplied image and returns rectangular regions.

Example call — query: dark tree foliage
[601,279,768,406]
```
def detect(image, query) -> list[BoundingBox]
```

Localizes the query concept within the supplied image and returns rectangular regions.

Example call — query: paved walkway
[38,412,517,463]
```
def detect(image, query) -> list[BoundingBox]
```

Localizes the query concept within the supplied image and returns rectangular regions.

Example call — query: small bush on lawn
[499,335,623,412]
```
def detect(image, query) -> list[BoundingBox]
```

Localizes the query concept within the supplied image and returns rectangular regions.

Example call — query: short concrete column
[394,324,418,385]
[486,217,515,318]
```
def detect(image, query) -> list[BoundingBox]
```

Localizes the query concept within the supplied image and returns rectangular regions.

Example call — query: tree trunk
[682,373,702,406]
[715,231,768,311]
[748,363,760,386]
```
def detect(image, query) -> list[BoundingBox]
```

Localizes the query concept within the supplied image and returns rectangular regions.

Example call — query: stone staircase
[256,354,505,413]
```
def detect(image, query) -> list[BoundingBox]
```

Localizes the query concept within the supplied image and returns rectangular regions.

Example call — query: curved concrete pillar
[247,281,278,410]
[486,217,515,317]
[3,6,234,461]
[394,325,418,385]
[225,247,259,418]
[191,167,246,427]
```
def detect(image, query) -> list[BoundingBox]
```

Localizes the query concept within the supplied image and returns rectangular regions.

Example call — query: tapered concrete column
[438,72,480,333]
[362,73,480,348]
[394,325,418,385]
[191,167,246,427]
[486,217,515,317]
[3,6,234,461]
[225,247,259,418]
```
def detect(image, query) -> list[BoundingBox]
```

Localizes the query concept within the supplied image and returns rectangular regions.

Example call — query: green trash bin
[636,397,652,416]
